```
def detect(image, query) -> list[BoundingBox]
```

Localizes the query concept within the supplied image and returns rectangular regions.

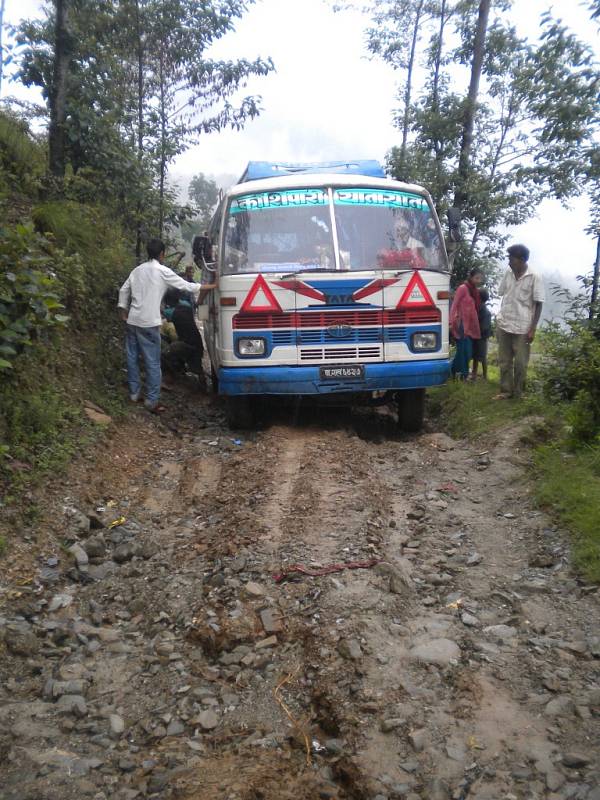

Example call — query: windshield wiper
[288,267,341,274]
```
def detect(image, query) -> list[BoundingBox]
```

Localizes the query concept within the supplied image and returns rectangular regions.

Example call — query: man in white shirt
[496,244,544,399]
[118,239,203,412]
[394,218,424,251]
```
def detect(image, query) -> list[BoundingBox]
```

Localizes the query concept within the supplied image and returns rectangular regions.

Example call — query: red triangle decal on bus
[397,271,435,308]
[241,275,282,313]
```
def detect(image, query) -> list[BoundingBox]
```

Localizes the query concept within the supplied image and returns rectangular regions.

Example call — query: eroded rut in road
[0,395,599,800]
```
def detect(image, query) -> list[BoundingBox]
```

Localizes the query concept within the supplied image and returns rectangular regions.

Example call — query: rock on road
[0,395,598,800]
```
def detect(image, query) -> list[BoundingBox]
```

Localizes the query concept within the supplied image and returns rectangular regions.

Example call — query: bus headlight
[237,337,266,356]
[412,332,438,351]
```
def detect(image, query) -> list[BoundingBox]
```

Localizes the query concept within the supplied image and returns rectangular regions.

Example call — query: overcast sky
[2,0,598,284]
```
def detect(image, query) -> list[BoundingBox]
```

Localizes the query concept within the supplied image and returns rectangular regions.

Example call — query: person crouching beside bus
[450,267,483,380]
[118,239,203,414]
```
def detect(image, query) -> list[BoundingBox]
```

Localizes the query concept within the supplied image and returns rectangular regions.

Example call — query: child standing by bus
[471,288,492,380]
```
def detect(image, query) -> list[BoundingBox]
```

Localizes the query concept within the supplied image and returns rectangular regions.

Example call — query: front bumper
[218,359,451,396]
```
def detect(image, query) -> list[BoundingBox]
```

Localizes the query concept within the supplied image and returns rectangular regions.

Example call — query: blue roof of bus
[239,160,386,182]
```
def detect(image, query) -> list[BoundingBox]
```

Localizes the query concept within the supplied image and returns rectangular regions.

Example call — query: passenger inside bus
[376,217,427,270]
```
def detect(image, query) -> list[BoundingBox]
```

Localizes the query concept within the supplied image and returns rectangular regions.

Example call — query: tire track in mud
[236,423,600,800]
[1,398,599,800]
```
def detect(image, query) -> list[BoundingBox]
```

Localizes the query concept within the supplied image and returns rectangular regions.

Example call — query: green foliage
[538,323,600,444]
[188,173,219,226]
[534,443,600,582]
[0,222,70,371]
[32,199,131,309]
[360,1,600,285]
[181,172,219,242]
[0,115,131,492]
[427,365,551,438]
[535,272,600,444]
[0,109,44,194]
[15,0,274,243]
[2,380,78,463]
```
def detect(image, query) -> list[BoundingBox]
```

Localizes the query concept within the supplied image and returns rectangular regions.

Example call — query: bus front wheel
[397,389,425,433]
[225,396,255,430]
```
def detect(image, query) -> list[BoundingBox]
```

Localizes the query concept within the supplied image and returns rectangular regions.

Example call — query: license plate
[319,364,365,381]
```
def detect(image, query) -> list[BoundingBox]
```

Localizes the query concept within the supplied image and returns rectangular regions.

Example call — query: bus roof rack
[239,160,386,183]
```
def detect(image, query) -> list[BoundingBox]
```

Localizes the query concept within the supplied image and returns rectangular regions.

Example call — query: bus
[196,160,453,431]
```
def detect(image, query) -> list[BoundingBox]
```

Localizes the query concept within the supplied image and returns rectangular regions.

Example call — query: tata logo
[324,293,354,305]
[327,324,353,339]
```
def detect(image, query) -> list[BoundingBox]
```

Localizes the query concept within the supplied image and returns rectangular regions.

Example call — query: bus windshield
[223,188,335,274]
[223,186,445,275]
[334,188,444,271]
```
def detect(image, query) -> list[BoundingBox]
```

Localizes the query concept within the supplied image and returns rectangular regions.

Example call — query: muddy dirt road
[0,391,599,800]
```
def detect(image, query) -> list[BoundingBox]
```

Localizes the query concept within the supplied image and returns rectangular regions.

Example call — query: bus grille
[300,346,382,361]
[299,327,381,344]
[233,307,441,329]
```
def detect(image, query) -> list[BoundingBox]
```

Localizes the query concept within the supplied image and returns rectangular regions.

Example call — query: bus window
[333,188,444,271]
[223,188,335,274]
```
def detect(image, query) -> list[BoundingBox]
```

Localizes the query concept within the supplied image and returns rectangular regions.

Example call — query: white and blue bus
[197,161,452,430]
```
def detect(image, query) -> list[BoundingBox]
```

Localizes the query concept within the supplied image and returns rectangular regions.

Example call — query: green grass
[428,365,553,439]
[533,444,600,583]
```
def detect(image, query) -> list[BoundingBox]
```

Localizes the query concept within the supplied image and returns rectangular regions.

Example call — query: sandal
[146,404,168,414]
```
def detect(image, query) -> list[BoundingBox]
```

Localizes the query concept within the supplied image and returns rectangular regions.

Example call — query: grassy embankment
[429,362,600,583]
[0,112,132,520]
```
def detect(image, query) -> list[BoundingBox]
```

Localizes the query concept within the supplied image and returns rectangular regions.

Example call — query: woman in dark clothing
[450,268,483,380]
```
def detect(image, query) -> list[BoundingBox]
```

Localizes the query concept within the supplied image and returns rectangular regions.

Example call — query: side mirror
[447,207,462,243]
[192,235,211,261]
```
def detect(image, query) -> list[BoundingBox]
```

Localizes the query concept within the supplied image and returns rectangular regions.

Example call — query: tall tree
[17,0,273,246]
[0,0,6,95]
[48,0,72,177]
[188,173,219,229]
[132,0,273,236]
[591,238,600,321]
[364,1,440,177]
[588,0,600,20]
[365,1,599,282]
[453,0,490,212]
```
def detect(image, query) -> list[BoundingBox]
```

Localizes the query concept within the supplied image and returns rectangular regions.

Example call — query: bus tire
[397,389,425,433]
[225,396,255,429]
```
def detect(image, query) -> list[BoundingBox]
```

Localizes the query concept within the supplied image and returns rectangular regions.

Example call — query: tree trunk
[470,90,515,254]
[0,0,6,96]
[135,0,144,259]
[453,0,491,211]
[431,0,447,119]
[48,0,71,178]
[399,0,425,177]
[432,0,448,194]
[591,235,600,320]
[158,48,166,238]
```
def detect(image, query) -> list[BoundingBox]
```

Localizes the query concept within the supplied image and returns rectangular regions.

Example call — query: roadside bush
[0,109,44,196]
[0,223,70,371]
[0,124,132,486]
[539,322,600,444]
[32,200,129,315]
